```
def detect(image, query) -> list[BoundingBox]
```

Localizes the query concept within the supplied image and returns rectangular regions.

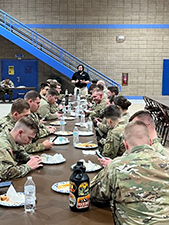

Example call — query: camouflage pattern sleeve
[89,99,106,120]
[97,118,110,134]
[23,142,45,153]
[91,145,169,224]
[38,103,58,120]
[102,124,125,159]
[13,144,30,162]
[50,103,59,114]
[0,148,31,180]
[152,137,166,156]
[30,113,50,139]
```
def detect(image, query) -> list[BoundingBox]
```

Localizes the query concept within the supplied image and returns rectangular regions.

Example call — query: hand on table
[27,156,43,170]
[47,126,56,133]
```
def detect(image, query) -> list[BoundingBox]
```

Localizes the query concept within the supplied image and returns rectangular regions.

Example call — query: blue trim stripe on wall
[26,24,169,29]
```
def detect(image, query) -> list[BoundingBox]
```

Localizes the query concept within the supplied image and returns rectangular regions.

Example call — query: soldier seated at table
[0,77,14,103]
[0,117,43,181]
[99,105,126,159]
[86,88,107,121]
[37,88,62,120]
[90,120,169,225]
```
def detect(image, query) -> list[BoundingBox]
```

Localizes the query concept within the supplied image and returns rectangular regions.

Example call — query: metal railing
[0,9,121,90]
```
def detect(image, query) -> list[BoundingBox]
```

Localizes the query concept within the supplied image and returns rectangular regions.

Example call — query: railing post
[60,50,63,64]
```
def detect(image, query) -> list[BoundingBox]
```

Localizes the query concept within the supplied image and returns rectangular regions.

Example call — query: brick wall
[1,0,169,95]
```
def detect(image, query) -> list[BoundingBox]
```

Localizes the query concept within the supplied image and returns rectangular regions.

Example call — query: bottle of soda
[69,161,90,212]
[24,176,36,213]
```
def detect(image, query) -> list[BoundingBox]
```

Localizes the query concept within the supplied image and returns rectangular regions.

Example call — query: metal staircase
[0,9,121,90]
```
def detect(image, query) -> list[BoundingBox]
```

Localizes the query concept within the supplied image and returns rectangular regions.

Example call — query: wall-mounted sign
[8,66,14,75]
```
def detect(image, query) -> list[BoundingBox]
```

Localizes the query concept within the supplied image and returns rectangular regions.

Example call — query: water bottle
[24,176,36,213]
[87,117,93,132]
[60,116,65,132]
[69,161,90,212]
[73,126,79,145]
[80,111,85,127]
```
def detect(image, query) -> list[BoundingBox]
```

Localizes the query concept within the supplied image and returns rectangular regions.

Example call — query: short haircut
[129,110,153,123]
[97,83,104,91]
[124,120,150,147]
[14,116,39,134]
[40,82,50,90]
[11,98,30,114]
[114,96,131,110]
[92,87,103,95]
[46,88,59,96]
[108,86,119,95]
[88,83,97,94]
[24,90,41,101]
[104,105,121,121]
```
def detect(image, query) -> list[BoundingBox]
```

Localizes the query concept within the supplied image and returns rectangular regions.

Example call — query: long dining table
[0,115,114,225]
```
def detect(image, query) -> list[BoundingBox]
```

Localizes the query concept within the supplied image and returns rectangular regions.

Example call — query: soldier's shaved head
[124,120,150,150]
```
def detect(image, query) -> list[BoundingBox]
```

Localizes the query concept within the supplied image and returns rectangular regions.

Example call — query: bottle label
[69,192,76,207]
[78,182,89,196]
[70,181,77,193]
[76,194,90,209]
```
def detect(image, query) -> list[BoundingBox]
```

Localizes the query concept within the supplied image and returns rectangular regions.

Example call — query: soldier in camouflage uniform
[0,117,42,181]
[37,88,62,120]
[24,90,55,153]
[90,121,169,225]
[0,77,14,102]
[99,105,126,158]
[39,82,50,100]
[87,88,107,120]
[0,98,30,133]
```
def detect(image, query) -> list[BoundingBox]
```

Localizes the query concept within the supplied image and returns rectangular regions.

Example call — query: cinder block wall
[1,0,169,96]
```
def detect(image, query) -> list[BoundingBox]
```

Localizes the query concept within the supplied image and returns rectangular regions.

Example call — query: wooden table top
[0,116,114,225]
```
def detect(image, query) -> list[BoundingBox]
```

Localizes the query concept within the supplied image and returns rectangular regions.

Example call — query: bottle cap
[27,176,32,180]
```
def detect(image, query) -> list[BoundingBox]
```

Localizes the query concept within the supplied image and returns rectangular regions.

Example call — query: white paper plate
[79,131,94,136]
[52,181,69,194]
[53,137,70,145]
[50,121,67,126]
[74,143,98,149]
[71,162,102,172]
[41,154,66,165]
[75,122,87,128]
[0,192,24,207]
[54,131,73,136]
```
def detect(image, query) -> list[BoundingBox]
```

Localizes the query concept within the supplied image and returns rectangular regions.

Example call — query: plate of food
[74,142,98,149]
[50,121,67,126]
[71,160,102,172]
[41,153,66,164]
[52,181,69,194]
[64,116,75,121]
[0,192,25,207]
[54,131,73,136]
[53,137,70,145]
[75,122,87,128]
[78,131,94,136]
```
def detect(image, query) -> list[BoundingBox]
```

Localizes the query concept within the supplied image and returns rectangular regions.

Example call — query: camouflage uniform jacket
[0,79,14,88]
[50,102,59,114]
[0,113,16,132]
[90,145,169,225]
[29,112,50,140]
[101,120,126,159]
[0,130,31,181]
[37,98,58,120]
[122,112,130,124]
[89,98,107,120]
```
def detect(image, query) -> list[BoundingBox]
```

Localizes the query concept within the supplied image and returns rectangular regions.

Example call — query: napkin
[6,184,24,203]
[82,150,96,155]
[41,153,65,163]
